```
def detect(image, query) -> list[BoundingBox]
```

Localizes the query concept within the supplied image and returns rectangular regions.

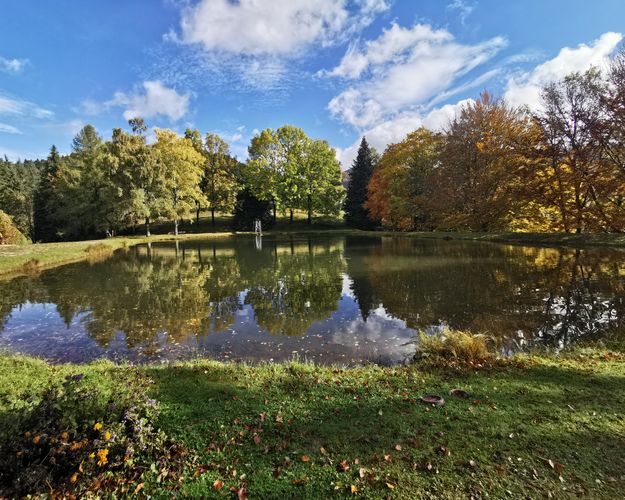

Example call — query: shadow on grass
[144,360,625,498]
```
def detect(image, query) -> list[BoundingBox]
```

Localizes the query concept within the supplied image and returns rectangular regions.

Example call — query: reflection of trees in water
[241,238,346,336]
[3,236,624,351]
[356,237,625,348]
[0,236,346,347]
[344,236,378,320]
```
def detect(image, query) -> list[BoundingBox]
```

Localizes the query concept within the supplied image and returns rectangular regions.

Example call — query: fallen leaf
[213,479,224,491]
[395,444,402,451]
[338,460,350,472]
[386,482,396,490]
[134,482,144,494]
[319,446,327,455]
[300,454,311,462]
[253,434,261,445]
[238,486,247,500]
[351,484,359,494]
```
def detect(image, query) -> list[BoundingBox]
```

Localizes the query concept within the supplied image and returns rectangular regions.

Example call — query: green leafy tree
[247,129,282,222]
[301,139,344,224]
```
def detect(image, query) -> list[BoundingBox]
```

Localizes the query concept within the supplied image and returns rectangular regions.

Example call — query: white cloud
[0,56,28,74]
[82,81,191,122]
[0,93,53,119]
[0,122,22,134]
[325,22,506,128]
[335,100,471,167]
[332,30,624,170]
[504,32,622,109]
[447,0,476,25]
[173,0,389,56]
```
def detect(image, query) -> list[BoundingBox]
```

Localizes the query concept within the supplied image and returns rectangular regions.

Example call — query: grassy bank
[0,232,235,279]
[361,230,625,249]
[1,348,624,498]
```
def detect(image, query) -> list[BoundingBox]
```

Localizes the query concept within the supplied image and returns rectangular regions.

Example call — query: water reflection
[1,235,624,364]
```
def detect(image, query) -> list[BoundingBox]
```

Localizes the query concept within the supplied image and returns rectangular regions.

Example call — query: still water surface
[1,235,624,365]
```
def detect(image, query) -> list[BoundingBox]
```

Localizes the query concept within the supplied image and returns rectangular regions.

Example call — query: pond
[1,235,624,365]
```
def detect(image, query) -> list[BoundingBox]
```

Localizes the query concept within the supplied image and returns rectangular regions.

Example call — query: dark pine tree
[33,145,61,242]
[344,137,375,228]
[231,188,275,231]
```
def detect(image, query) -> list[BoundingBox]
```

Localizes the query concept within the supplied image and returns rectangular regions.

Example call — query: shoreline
[2,228,625,279]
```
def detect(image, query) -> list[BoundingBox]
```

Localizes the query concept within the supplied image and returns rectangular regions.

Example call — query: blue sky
[0,0,623,167]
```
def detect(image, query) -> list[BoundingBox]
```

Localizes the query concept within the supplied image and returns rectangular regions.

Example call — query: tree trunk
[145,217,151,237]
[211,208,216,227]
[196,205,201,225]
[289,209,293,224]
[307,195,312,225]
[273,203,277,223]
[174,217,179,236]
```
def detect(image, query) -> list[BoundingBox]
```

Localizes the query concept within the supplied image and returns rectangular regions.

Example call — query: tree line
[3,53,625,242]
[343,53,625,233]
[0,122,343,242]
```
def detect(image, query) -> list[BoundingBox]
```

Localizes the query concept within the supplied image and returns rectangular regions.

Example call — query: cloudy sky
[0,0,623,167]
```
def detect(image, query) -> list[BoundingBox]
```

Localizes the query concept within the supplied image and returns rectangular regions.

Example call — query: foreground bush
[0,369,188,498]
[0,210,28,244]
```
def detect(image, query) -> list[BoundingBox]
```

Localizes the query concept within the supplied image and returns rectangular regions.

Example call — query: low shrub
[414,329,494,364]
[21,258,40,273]
[0,210,29,245]
[0,371,189,498]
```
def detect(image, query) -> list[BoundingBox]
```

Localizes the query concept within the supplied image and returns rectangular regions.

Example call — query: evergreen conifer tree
[344,137,376,228]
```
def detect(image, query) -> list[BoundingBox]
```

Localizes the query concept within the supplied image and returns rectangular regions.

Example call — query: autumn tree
[152,129,204,235]
[366,128,442,230]
[533,70,621,232]
[344,137,376,229]
[431,92,532,231]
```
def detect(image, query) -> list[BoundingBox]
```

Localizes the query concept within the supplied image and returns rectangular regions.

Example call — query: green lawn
[1,348,624,498]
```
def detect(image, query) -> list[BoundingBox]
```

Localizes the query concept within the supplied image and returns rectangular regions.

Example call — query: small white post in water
[254,219,262,250]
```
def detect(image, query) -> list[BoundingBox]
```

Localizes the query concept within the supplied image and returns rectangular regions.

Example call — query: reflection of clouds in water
[330,304,412,345]
[0,303,105,362]
[307,294,416,364]
[341,273,355,298]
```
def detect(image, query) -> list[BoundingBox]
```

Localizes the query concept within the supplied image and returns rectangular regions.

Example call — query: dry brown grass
[414,328,494,364]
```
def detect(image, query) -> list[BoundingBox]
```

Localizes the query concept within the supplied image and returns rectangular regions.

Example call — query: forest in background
[1,51,625,242]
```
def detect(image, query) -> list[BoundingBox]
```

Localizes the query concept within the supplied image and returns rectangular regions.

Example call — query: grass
[1,346,624,498]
